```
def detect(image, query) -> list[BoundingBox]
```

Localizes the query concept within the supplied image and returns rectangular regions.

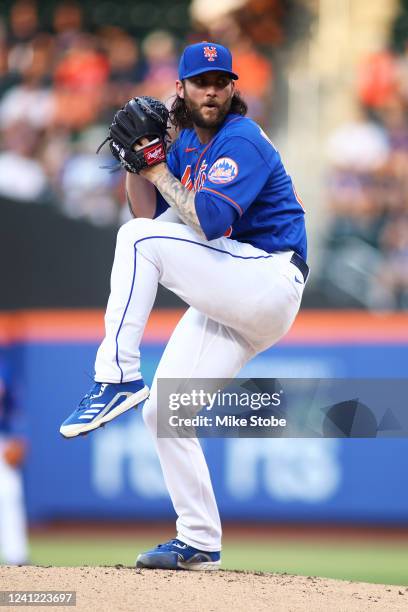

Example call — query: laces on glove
[96,136,110,155]
[96,137,122,172]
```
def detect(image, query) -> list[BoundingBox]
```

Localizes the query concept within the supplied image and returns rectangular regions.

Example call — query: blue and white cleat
[60,380,149,438]
[135,539,221,571]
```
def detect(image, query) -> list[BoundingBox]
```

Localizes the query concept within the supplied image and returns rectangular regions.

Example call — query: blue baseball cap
[178,42,239,81]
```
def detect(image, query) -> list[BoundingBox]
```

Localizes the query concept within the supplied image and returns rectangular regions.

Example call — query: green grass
[29,535,408,586]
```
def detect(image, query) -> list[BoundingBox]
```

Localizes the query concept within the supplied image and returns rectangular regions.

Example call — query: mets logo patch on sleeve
[208,158,238,184]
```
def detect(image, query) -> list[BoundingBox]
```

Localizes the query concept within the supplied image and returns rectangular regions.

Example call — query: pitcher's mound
[1,565,406,611]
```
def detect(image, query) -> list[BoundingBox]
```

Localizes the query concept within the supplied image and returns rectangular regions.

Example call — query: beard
[184,92,232,129]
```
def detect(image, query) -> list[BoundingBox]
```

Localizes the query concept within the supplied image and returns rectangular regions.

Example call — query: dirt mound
[1,566,407,612]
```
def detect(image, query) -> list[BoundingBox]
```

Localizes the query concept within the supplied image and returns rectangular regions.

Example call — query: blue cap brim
[181,66,239,80]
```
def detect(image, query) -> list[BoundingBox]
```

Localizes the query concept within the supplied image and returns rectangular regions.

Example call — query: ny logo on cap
[204,46,217,62]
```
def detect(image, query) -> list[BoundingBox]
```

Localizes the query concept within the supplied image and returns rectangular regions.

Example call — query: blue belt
[290,252,309,283]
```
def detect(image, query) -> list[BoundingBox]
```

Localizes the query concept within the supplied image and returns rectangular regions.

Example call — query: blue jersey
[156,113,307,260]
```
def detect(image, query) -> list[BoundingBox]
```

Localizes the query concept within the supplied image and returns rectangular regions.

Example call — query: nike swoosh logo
[295,276,303,284]
[173,543,188,549]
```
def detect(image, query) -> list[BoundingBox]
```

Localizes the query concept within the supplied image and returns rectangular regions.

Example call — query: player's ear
[175,80,184,99]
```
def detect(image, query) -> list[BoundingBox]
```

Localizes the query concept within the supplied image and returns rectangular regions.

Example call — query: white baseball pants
[0,439,29,565]
[95,218,304,550]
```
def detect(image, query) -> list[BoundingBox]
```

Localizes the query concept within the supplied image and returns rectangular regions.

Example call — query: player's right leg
[137,307,256,570]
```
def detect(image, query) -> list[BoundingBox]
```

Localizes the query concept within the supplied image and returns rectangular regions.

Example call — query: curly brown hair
[169,90,248,131]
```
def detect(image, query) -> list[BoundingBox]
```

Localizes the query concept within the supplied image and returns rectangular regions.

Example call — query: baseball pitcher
[60,42,308,570]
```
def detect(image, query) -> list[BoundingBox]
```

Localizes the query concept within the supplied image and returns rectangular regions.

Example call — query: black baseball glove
[97,96,169,173]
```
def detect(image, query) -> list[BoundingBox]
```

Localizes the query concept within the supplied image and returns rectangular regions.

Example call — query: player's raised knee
[117,217,156,243]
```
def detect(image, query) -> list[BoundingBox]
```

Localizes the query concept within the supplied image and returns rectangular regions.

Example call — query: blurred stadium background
[0,0,408,585]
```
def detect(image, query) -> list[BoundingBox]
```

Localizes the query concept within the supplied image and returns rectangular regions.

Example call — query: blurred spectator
[59,126,121,225]
[323,43,408,310]
[232,41,273,125]
[7,0,41,77]
[0,354,29,566]
[99,26,146,117]
[325,113,389,242]
[357,47,399,116]
[327,115,390,174]
[0,40,20,97]
[140,30,178,102]
[40,126,72,193]
[8,0,39,45]
[0,121,49,201]
[376,216,408,309]
[0,34,54,130]
[52,1,84,56]
[53,33,109,130]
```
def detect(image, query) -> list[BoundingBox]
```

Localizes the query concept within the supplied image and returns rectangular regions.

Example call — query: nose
[204,84,217,97]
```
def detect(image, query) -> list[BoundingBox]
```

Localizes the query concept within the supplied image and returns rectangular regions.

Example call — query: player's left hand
[3,437,27,468]
[97,96,169,174]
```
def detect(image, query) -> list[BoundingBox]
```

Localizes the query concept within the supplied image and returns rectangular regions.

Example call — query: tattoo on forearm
[152,167,206,238]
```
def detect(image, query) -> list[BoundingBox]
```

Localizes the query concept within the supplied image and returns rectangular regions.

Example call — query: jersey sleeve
[153,140,181,218]
[200,137,270,217]
[166,140,181,179]
[195,192,238,240]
